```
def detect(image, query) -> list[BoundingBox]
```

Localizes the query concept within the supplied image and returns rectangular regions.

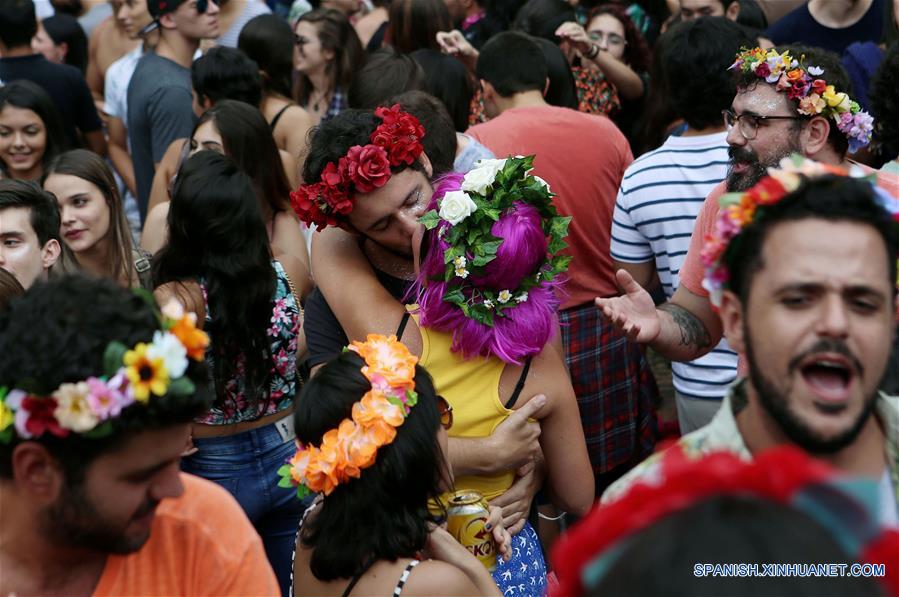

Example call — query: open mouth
[800,356,854,405]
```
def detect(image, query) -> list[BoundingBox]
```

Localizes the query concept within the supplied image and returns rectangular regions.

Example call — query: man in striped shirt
[610,18,753,432]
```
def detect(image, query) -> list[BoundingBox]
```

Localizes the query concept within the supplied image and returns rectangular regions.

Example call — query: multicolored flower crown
[278,335,419,498]
[551,446,899,596]
[701,154,899,307]
[0,301,209,444]
[290,105,426,230]
[729,47,874,153]
[419,156,571,327]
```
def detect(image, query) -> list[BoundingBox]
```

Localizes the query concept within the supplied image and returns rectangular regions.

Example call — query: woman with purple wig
[401,157,594,592]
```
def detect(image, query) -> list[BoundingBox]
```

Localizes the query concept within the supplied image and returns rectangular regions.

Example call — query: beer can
[445,490,497,572]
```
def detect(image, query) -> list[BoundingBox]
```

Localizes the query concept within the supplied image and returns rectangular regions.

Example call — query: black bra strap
[504,357,532,410]
[396,311,411,340]
[270,104,291,131]
[342,557,376,597]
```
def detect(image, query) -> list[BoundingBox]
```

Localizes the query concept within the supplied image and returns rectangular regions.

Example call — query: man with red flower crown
[293,105,547,546]
[601,155,899,529]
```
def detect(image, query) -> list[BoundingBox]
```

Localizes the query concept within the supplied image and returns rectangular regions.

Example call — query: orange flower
[349,334,418,389]
[353,392,405,428]
[169,315,209,361]
[785,68,804,82]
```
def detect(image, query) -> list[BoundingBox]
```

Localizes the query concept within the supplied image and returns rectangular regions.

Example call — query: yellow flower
[821,85,849,111]
[0,399,13,433]
[123,343,170,402]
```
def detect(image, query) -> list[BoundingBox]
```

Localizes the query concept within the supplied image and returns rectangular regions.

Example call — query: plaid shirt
[602,379,899,520]
[322,86,346,123]
[559,302,658,484]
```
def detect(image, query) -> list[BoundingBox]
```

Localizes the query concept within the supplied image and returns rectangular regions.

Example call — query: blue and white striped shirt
[611,132,737,400]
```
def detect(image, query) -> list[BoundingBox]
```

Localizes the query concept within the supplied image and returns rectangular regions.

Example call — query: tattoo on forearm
[659,304,711,351]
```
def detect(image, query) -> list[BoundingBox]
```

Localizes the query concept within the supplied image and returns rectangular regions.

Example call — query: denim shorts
[181,414,301,596]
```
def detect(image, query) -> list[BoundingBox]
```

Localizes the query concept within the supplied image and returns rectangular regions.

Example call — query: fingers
[516,459,536,477]
[513,394,547,421]
[615,268,646,297]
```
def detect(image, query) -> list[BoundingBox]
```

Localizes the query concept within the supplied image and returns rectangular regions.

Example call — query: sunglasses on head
[437,395,453,430]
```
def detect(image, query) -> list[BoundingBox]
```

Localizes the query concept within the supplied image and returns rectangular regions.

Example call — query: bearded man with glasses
[596,45,892,407]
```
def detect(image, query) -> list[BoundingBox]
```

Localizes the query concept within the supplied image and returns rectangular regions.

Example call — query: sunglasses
[437,395,453,430]
[193,0,218,13]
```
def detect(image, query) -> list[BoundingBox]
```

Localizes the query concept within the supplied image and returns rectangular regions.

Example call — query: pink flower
[86,376,130,420]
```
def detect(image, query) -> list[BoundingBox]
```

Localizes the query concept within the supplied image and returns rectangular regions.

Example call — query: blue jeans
[181,417,301,596]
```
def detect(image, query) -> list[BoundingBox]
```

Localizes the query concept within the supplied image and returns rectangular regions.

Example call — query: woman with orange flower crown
[285,335,511,596]
[151,150,308,595]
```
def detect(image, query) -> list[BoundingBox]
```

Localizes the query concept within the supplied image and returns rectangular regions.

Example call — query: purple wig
[413,173,565,364]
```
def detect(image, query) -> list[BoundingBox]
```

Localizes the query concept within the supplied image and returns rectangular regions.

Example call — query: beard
[41,483,158,555]
[744,329,879,455]
[725,133,803,192]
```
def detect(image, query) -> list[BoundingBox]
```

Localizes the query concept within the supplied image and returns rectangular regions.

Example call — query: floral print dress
[196,260,301,424]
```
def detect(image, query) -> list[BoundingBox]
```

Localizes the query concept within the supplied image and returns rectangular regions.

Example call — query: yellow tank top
[414,312,516,501]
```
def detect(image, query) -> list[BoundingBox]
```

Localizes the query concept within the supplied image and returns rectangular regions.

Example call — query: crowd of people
[0,0,898,595]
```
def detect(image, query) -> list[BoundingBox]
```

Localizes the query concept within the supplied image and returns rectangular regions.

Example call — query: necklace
[311,88,330,113]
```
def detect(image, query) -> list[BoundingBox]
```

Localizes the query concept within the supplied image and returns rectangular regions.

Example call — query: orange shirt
[467,105,633,308]
[93,474,278,596]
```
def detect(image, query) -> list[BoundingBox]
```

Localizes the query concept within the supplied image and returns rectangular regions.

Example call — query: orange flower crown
[277,335,419,498]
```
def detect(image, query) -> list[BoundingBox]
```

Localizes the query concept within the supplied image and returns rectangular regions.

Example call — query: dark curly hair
[0,274,211,483]
[295,351,446,580]
[869,43,899,161]
[587,3,652,74]
[664,17,755,130]
[302,108,427,186]
[735,45,853,157]
[725,176,898,303]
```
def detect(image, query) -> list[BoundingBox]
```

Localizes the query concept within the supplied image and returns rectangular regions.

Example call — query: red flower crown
[551,446,899,596]
[290,105,426,230]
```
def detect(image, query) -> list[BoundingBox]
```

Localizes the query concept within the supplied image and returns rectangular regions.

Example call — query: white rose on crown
[462,158,506,194]
[439,190,479,225]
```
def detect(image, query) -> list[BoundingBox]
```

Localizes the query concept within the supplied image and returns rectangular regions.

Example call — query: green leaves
[420,210,441,230]
[83,421,114,439]
[167,377,196,397]
[103,341,128,377]
[277,465,294,488]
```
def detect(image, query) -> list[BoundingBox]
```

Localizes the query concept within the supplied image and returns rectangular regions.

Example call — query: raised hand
[554,21,592,55]
[594,269,661,343]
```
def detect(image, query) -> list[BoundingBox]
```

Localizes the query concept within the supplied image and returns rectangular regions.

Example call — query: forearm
[448,436,507,476]
[109,143,137,196]
[650,303,719,362]
[590,51,644,100]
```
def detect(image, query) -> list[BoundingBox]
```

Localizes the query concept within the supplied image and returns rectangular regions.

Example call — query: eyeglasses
[587,30,626,47]
[437,395,453,430]
[722,109,806,141]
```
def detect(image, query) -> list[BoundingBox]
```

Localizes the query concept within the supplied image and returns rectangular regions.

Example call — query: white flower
[533,175,551,193]
[807,65,824,76]
[54,382,99,433]
[515,292,529,304]
[453,255,467,268]
[483,299,494,309]
[161,299,185,320]
[497,290,512,304]
[455,266,470,279]
[438,190,479,225]
[147,331,188,378]
[463,159,506,194]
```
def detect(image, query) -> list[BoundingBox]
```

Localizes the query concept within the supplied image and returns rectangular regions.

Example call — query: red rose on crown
[811,79,827,95]
[343,144,391,193]
[372,105,426,166]
[22,396,68,438]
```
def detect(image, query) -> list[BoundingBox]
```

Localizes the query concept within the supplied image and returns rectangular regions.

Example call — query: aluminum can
[445,490,496,572]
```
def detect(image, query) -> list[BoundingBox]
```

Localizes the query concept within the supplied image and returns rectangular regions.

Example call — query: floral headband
[290,105,426,230]
[0,301,209,444]
[702,154,899,307]
[551,446,899,596]
[277,334,419,498]
[419,156,571,327]
[730,47,874,153]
